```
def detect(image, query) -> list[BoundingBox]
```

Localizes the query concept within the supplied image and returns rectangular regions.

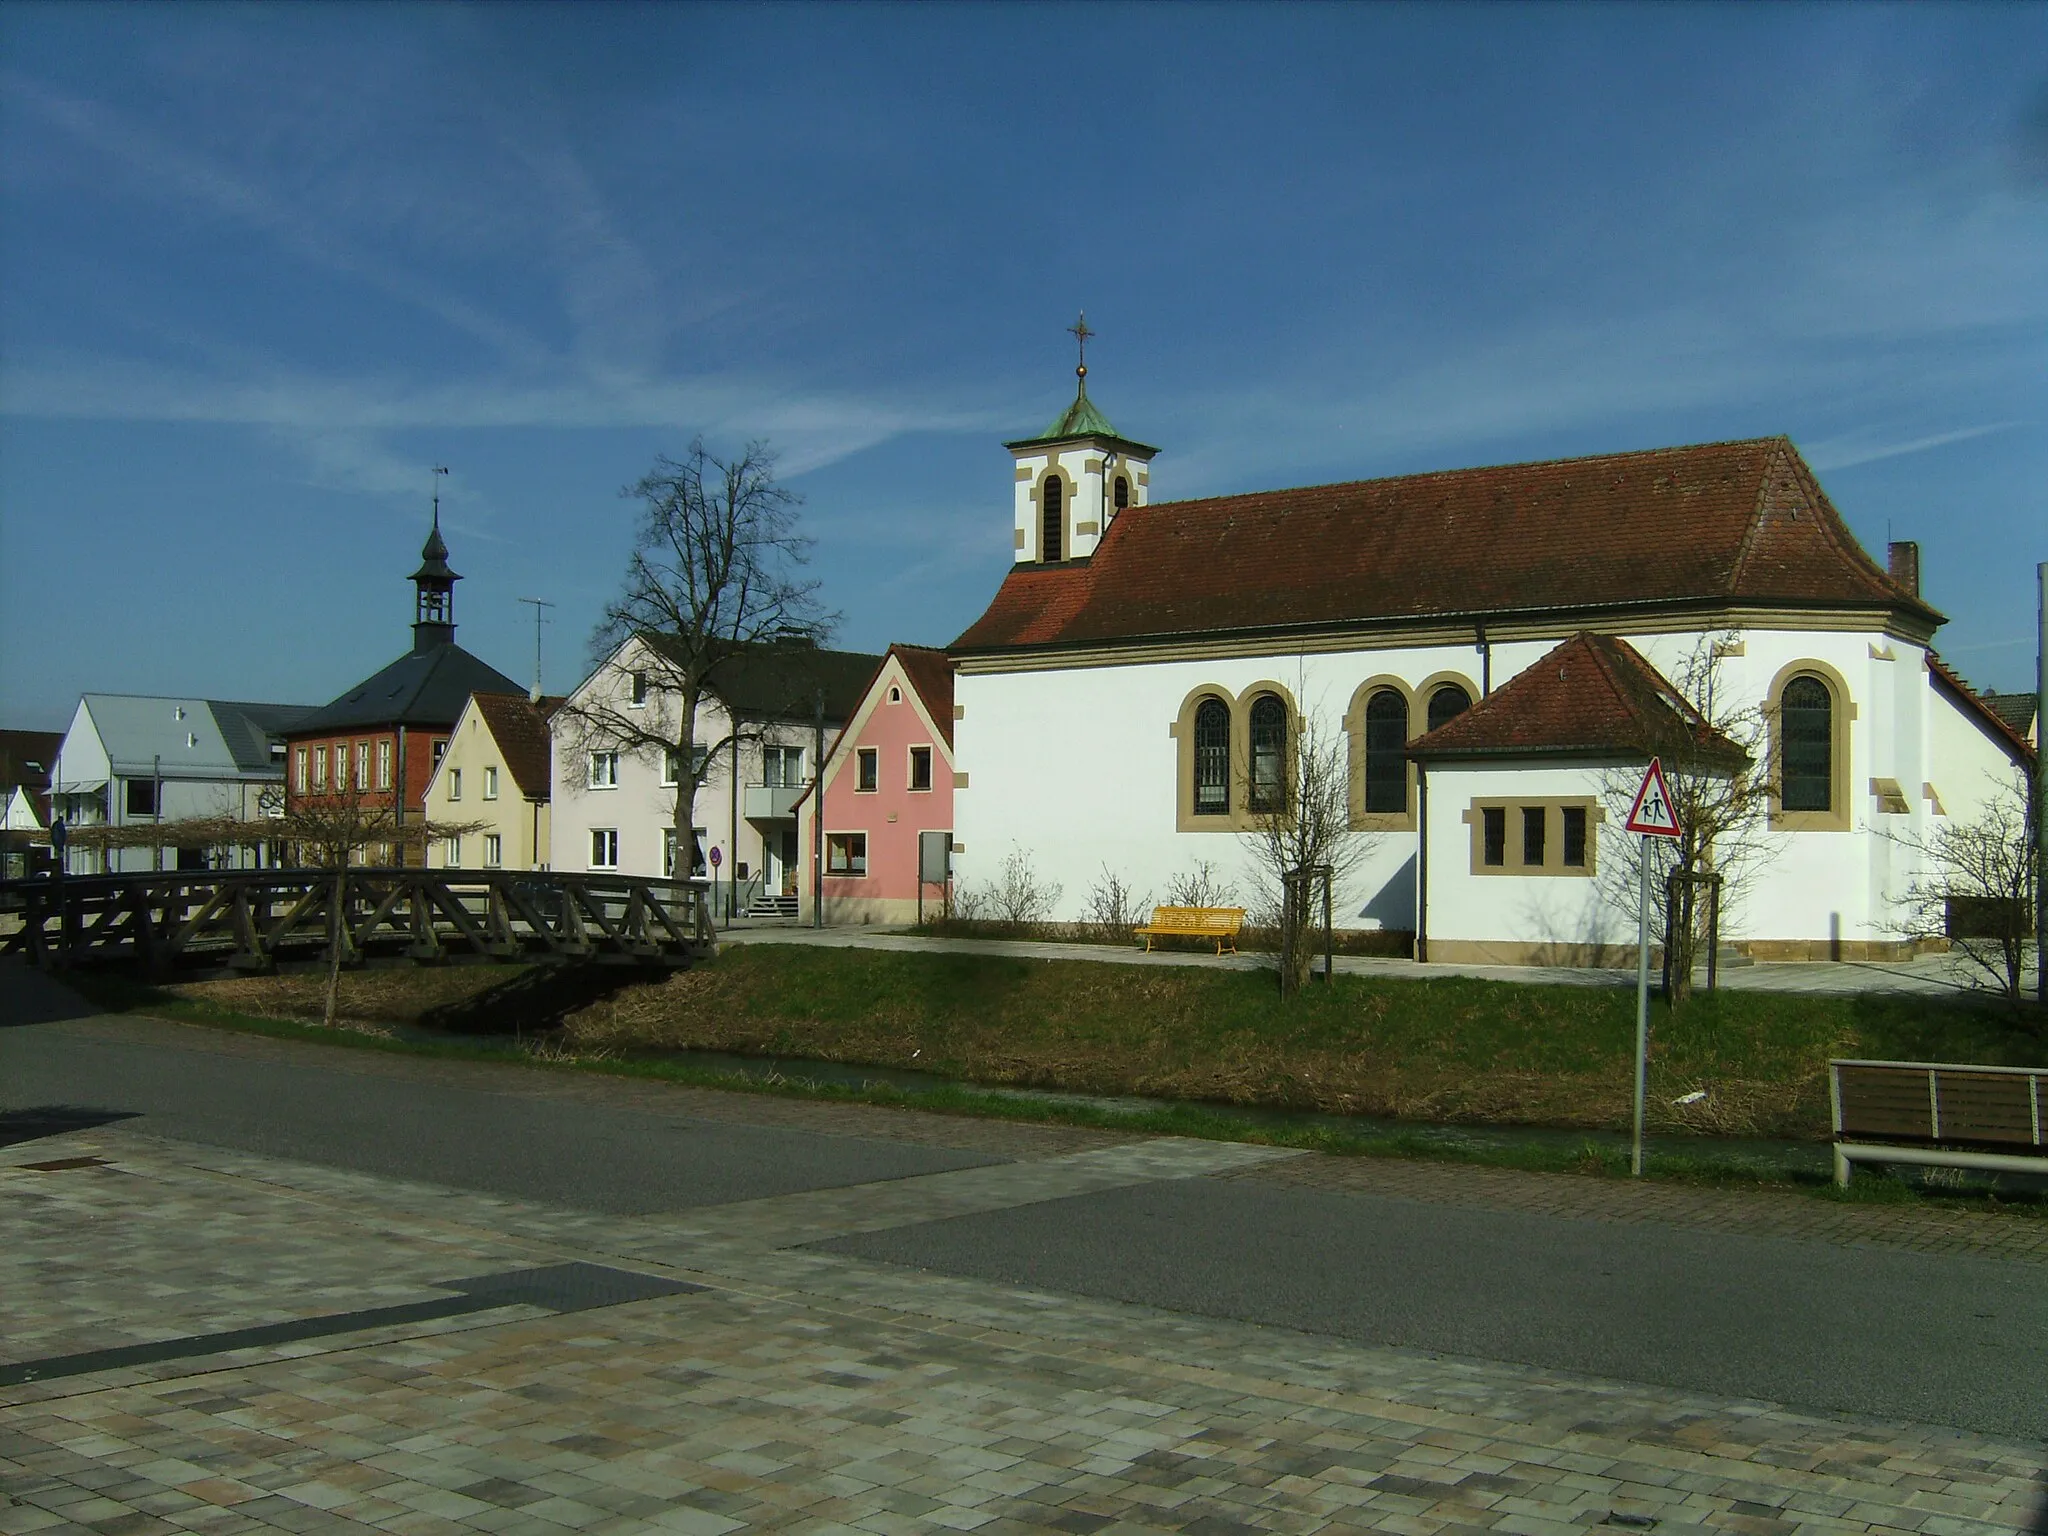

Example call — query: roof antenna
[517,596,554,703]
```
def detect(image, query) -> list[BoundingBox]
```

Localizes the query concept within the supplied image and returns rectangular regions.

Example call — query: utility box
[918,830,952,886]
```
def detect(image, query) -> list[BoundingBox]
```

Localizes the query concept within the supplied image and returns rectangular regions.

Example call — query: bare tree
[1599,634,1771,1003]
[1888,768,2040,1014]
[1085,865,1153,944]
[1241,706,1376,995]
[560,439,835,878]
[1163,859,1238,910]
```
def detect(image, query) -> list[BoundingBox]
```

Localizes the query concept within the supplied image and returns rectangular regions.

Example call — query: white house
[550,636,880,915]
[948,377,2034,963]
[49,695,316,874]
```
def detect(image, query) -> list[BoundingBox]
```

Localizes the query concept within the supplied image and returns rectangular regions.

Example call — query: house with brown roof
[422,692,565,872]
[948,366,2033,964]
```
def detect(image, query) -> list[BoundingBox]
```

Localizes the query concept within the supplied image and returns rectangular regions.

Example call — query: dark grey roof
[645,637,884,725]
[1981,692,2039,738]
[296,643,523,734]
[210,702,319,773]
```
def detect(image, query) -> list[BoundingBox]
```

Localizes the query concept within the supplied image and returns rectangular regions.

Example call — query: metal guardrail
[0,868,716,976]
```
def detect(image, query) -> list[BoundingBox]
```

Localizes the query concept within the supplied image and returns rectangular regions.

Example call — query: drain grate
[0,1263,705,1387]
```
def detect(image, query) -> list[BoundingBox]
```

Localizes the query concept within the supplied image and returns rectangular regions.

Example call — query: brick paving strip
[4,1101,2045,1534]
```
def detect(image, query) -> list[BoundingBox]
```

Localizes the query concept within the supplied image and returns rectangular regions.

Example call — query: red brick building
[283,513,520,861]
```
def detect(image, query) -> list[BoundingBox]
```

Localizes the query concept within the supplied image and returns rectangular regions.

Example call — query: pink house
[799,645,954,924]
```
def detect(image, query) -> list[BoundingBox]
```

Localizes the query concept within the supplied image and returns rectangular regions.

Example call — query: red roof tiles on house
[470,693,564,802]
[1407,632,1747,765]
[889,645,955,748]
[953,437,1937,654]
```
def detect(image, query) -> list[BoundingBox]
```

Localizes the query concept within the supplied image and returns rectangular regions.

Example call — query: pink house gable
[800,645,954,924]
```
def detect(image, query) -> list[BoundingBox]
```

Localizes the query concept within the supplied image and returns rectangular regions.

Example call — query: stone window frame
[907,744,934,793]
[856,746,880,793]
[1034,467,1074,564]
[1418,671,1480,734]
[1764,658,1854,832]
[1172,685,1237,832]
[1462,797,1604,877]
[1345,676,1416,831]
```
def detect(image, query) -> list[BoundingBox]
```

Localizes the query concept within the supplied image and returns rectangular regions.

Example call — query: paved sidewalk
[5,1098,2045,1535]
[714,926,2029,998]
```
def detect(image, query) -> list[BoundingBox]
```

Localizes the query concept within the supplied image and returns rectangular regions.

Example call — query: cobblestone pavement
[715,928,2030,999]
[5,1092,2045,1536]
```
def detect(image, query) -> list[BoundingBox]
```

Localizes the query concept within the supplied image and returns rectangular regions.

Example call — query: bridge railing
[0,868,716,975]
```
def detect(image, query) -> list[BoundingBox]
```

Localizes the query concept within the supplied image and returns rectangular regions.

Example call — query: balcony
[743,784,805,821]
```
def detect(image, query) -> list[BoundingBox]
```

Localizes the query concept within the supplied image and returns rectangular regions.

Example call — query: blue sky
[3,3,2045,729]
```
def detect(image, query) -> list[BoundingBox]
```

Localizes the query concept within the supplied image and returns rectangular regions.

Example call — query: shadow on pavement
[0,961,106,1028]
[0,1105,141,1148]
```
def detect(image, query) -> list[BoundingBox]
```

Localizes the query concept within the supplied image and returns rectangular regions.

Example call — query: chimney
[1887,540,1920,598]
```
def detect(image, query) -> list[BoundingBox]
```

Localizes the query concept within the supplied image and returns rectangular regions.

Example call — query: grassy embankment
[67,943,2045,1195]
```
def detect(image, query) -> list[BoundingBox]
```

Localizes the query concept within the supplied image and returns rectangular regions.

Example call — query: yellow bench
[1133,905,1246,955]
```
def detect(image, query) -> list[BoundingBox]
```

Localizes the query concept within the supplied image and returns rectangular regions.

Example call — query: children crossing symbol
[1624,757,1681,839]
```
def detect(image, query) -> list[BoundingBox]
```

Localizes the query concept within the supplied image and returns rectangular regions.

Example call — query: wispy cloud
[1801,422,2022,472]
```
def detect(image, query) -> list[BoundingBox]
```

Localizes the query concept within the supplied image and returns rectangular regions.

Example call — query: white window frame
[376,739,393,791]
[354,742,370,792]
[589,828,619,870]
[313,746,328,791]
[483,833,502,868]
[482,765,498,800]
[293,747,308,795]
[856,747,879,793]
[588,750,619,789]
[448,767,463,802]
[445,836,462,868]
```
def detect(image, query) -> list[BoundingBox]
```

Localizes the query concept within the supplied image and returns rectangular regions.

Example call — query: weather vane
[431,464,449,528]
[1068,312,1095,379]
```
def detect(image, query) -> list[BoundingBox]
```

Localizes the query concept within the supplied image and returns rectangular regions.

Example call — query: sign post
[1624,757,1682,1176]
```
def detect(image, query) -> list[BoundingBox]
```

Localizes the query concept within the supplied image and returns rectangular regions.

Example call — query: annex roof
[296,643,523,735]
[954,436,1936,655]
[469,692,564,801]
[1407,632,1748,766]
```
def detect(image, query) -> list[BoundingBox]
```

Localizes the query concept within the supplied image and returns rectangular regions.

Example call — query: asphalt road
[4,965,2041,1439]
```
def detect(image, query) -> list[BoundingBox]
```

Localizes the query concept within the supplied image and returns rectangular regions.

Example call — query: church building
[948,359,2033,964]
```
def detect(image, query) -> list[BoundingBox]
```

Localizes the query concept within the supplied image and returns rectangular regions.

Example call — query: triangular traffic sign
[1625,757,1682,838]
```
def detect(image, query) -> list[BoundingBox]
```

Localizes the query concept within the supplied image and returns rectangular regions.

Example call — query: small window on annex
[1247,695,1288,813]
[909,745,933,792]
[1561,806,1588,868]
[1780,675,1833,813]
[856,747,879,792]
[1192,697,1230,816]
[1427,684,1473,733]
[1522,806,1546,867]
[826,832,868,875]
[1362,689,1409,815]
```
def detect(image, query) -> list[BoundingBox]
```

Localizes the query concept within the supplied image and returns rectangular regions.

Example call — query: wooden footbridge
[0,869,716,977]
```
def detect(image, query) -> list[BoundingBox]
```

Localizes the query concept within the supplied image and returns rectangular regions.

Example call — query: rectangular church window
[1522,807,1546,867]
[1482,807,1505,867]
[1562,807,1588,868]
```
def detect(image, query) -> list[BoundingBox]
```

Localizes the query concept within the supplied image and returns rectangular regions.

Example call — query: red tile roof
[470,692,564,801]
[890,645,955,749]
[953,437,1937,654]
[1407,632,1747,765]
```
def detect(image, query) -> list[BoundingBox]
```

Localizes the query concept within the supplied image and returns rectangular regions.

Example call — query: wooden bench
[1133,905,1246,955]
[1830,1058,2048,1187]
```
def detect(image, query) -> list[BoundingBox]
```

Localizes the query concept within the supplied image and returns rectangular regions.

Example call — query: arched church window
[1042,477,1063,563]
[1780,676,1833,812]
[1248,695,1288,813]
[1363,689,1408,814]
[1114,476,1129,511]
[1193,698,1230,816]
[1427,684,1472,733]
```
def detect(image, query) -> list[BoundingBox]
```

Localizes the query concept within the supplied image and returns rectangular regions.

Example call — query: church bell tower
[410,472,460,652]
[1004,315,1158,565]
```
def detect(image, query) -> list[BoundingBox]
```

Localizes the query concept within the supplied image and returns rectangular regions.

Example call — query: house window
[354,743,370,791]
[1193,697,1230,816]
[826,832,868,875]
[431,738,447,769]
[448,768,463,801]
[1780,676,1832,812]
[857,747,879,792]
[313,747,328,791]
[482,766,498,800]
[126,779,158,817]
[1363,689,1408,815]
[445,836,462,868]
[1427,684,1473,733]
[1042,476,1063,563]
[661,745,710,786]
[1470,800,1600,876]
[888,685,901,703]
[293,748,308,795]
[588,750,618,789]
[376,740,392,790]
[590,828,619,869]
[763,745,803,788]
[663,827,708,878]
[1114,475,1129,511]
[909,745,933,792]
[483,834,502,868]
[630,671,648,707]
[1248,695,1287,813]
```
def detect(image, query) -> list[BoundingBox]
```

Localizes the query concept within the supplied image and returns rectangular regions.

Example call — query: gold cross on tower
[1068,312,1095,379]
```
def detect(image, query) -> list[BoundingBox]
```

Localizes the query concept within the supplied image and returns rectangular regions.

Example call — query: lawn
[154,943,2047,1140]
